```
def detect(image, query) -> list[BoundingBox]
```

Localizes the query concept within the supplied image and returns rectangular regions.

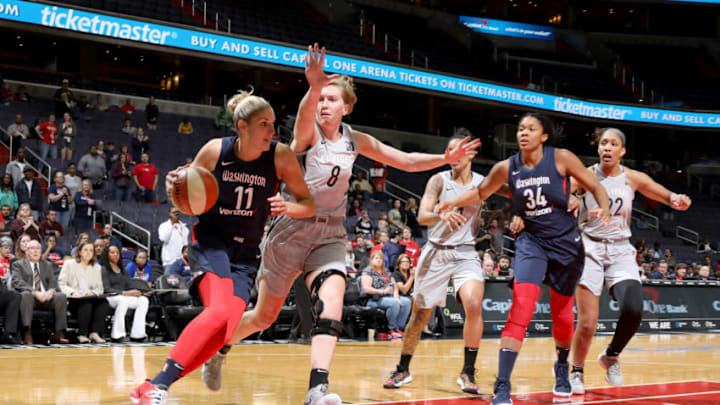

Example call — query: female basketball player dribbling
[130,90,313,405]
[438,113,611,405]
[201,43,480,405]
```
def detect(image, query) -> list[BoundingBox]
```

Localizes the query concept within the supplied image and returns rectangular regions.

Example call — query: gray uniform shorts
[579,236,641,297]
[257,215,347,298]
[412,243,484,309]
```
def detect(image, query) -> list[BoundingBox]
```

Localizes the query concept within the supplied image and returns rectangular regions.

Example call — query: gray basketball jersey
[579,164,633,240]
[428,170,485,246]
[296,122,358,216]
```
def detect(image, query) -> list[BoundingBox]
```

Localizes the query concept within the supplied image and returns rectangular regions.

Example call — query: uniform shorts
[579,236,641,297]
[514,229,585,296]
[187,242,259,303]
[412,243,484,309]
[257,215,348,298]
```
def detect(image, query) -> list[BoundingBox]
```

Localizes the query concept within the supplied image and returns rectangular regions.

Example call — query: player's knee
[501,283,540,341]
[576,316,598,334]
[462,298,483,319]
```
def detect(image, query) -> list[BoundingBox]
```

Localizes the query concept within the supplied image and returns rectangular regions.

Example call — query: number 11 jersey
[296,122,359,217]
[508,146,575,238]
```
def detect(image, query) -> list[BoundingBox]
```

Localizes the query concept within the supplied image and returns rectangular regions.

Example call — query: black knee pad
[611,280,643,320]
[311,318,343,338]
[308,269,346,319]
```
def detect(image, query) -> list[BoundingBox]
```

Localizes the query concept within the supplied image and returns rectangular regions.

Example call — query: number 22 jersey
[508,146,576,238]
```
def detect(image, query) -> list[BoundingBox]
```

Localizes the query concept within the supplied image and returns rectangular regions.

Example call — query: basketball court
[1,333,719,404]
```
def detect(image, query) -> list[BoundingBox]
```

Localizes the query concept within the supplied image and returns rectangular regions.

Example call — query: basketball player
[438,113,611,404]
[569,128,691,393]
[383,130,507,394]
[130,90,314,405]
[201,44,480,405]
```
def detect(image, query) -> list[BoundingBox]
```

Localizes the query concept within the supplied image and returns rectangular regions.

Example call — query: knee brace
[502,282,540,342]
[550,290,575,343]
[309,269,346,338]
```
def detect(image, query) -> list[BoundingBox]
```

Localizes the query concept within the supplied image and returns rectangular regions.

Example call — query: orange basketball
[170,166,219,216]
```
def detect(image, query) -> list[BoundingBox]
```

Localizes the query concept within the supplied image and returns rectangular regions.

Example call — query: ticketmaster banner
[459,16,554,41]
[2,0,719,129]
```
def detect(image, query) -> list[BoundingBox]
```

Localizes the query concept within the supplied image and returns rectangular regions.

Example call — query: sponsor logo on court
[609,299,688,314]
[534,323,550,331]
[647,321,672,330]
[712,300,720,311]
[482,298,550,314]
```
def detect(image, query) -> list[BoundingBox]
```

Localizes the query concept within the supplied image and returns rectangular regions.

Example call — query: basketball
[170,166,219,216]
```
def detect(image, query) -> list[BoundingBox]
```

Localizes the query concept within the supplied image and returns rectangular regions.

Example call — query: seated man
[39,210,64,239]
[12,240,68,344]
[101,223,122,249]
[0,237,22,344]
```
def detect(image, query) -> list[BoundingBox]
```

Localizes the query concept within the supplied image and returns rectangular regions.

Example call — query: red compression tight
[550,289,575,343]
[168,272,247,377]
[501,282,540,342]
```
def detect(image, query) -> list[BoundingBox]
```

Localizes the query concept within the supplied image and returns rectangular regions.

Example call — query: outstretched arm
[629,169,691,210]
[437,160,510,212]
[557,149,610,224]
[355,131,480,172]
[272,143,315,219]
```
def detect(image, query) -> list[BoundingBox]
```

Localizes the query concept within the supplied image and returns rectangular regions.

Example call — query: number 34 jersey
[296,122,359,217]
[508,146,576,239]
[578,164,633,240]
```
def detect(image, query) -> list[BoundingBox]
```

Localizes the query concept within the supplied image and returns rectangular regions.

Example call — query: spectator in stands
[177,116,194,134]
[74,94,92,122]
[370,183,389,206]
[404,197,422,238]
[675,264,688,281]
[214,106,233,131]
[697,265,712,281]
[372,230,389,254]
[488,218,503,255]
[166,245,192,281]
[64,162,82,197]
[15,85,30,103]
[0,174,18,217]
[36,113,59,160]
[663,248,676,268]
[15,167,42,220]
[119,143,134,164]
[11,203,40,242]
[13,239,69,345]
[58,241,110,343]
[349,184,366,204]
[78,144,106,190]
[703,256,714,270]
[47,172,72,230]
[145,96,159,130]
[93,94,107,112]
[121,119,137,137]
[344,241,356,274]
[111,153,132,201]
[482,256,496,277]
[375,212,388,233]
[12,234,31,263]
[101,245,149,342]
[701,237,715,254]
[392,253,414,298]
[73,179,97,233]
[652,242,663,260]
[131,128,150,157]
[353,233,371,270]
[388,199,406,234]
[473,217,492,253]
[347,199,362,217]
[39,210,63,239]
[5,148,27,186]
[7,114,29,157]
[70,233,89,257]
[0,237,21,344]
[640,263,651,280]
[42,234,65,267]
[101,224,122,249]
[158,208,189,274]
[54,79,75,117]
[497,255,513,277]
[0,205,13,237]
[383,229,405,268]
[93,239,106,263]
[121,99,135,116]
[650,260,670,280]
[96,140,106,161]
[126,249,152,287]
[132,153,158,204]
[1,82,14,104]
[351,171,373,194]
[354,208,374,239]
[361,250,411,338]
[399,226,420,267]
[59,112,76,162]
[104,142,118,172]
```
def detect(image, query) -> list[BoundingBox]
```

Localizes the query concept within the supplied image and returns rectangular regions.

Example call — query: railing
[676,226,700,251]
[502,234,515,255]
[359,16,429,67]
[411,49,429,69]
[180,0,231,32]
[110,212,151,253]
[631,208,659,231]
[0,127,51,184]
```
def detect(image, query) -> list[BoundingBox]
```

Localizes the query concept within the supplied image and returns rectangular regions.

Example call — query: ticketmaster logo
[39,6,175,44]
[554,97,630,120]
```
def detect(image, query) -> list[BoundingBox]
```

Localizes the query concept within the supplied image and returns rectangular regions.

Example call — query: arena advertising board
[440,281,720,336]
[2,0,719,129]
[458,16,554,41]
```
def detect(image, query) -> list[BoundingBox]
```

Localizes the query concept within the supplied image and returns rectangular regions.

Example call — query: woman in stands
[131,89,313,405]
[201,43,480,405]
[568,128,691,394]
[125,248,153,288]
[101,245,149,343]
[361,250,411,339]
[437,113,611,404]
[11,233,31,264]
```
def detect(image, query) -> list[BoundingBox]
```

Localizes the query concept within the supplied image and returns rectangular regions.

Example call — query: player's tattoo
[401,308,433,355]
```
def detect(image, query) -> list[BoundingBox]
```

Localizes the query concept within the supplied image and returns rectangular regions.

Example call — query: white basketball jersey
[296,122,358,216]
[428,170,485,246]
[579,164,633,240]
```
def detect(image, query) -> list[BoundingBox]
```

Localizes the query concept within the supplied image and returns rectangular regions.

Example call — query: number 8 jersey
[508,146,576,238]
[578,164,633,240]
[296,122,359,217]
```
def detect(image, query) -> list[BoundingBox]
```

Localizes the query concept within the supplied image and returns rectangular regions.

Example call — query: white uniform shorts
[412,243,484,309]
[257,215,347,298]
[579,236,641,297]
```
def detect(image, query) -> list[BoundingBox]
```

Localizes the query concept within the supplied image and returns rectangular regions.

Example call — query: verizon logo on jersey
[219,207,255,217]
[221,171,266,187]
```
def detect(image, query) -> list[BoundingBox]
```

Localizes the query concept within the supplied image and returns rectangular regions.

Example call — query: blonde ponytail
[226,88,272,124]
